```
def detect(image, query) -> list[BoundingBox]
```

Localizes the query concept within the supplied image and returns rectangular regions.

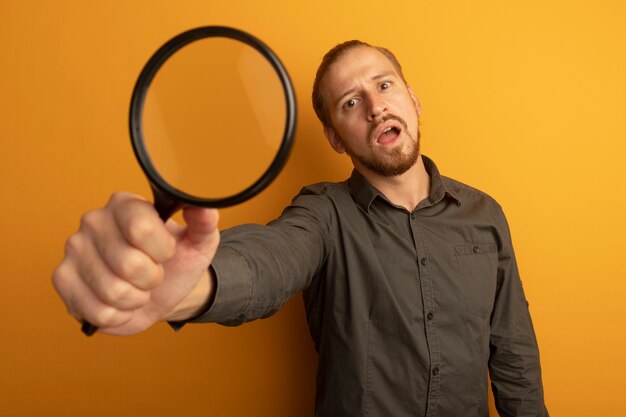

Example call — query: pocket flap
[454,243,497,256]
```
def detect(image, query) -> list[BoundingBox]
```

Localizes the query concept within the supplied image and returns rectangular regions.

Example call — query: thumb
[181,207,220,256]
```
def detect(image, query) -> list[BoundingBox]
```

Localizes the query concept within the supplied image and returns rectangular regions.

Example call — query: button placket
[409,213,441,416]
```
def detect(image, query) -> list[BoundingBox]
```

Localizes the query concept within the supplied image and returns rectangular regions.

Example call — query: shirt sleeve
[488,202,549,416]
[184,187,334,327]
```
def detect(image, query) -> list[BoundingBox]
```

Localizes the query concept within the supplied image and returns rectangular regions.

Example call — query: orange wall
[1,1,625,416]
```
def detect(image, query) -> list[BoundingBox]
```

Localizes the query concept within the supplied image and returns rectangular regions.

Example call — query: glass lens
[142,37,286,199]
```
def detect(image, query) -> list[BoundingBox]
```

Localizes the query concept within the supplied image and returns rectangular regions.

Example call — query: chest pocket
[454,243,498,318]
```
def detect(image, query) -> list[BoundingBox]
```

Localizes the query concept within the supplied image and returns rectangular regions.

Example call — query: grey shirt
[192,156,548,417]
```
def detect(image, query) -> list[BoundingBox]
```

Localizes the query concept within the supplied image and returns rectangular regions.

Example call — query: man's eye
[380,82,391,90]
[345,99,357,109]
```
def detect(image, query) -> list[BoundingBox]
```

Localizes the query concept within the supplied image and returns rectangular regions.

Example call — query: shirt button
[420,257,427,266]
[427,312,434,320]
[410,213,416,220]
[432,367,439,376]
[473,245,480,253]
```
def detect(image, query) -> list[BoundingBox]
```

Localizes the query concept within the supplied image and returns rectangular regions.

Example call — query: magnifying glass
[81,26,297,336]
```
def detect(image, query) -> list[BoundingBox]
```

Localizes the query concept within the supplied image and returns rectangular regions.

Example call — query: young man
[53,41,549,416]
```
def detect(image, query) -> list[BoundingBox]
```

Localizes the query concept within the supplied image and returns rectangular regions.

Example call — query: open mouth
[377,126,401,145]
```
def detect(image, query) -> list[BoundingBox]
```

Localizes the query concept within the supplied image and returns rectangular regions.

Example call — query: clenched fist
[52,192,219,336]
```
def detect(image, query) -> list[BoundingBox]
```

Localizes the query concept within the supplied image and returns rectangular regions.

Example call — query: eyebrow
[334,71,397,107]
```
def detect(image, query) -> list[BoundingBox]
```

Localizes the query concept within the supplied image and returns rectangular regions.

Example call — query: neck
[357,154,431,211]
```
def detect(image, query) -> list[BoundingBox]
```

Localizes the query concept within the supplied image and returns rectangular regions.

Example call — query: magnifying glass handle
[81,321,98,336]
[151,184,182,222]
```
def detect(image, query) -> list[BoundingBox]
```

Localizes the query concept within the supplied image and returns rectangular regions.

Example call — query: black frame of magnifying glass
[129,26,297,214]
[81,27,296,337]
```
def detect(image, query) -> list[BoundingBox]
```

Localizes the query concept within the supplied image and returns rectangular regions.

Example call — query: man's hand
[52,192,220,336]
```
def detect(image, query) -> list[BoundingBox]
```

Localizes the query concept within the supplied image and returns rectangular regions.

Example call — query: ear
[406,84,422,116]
[324,126,346,154]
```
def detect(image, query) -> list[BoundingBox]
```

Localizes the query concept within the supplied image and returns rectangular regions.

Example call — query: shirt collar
[347,155,463,212]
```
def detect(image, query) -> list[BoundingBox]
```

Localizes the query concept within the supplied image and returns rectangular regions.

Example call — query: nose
[366,94,387,122]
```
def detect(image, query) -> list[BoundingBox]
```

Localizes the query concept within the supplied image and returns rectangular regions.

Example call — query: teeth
[383,127,392,133]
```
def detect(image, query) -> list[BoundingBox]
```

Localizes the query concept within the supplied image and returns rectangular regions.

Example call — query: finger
[72,231,151,310]
[182,207,220,256]
[52,261,134,328]
[109,192,176,262]
[78,201,165,291]
[77,240,151,310]
[89,213,166,291]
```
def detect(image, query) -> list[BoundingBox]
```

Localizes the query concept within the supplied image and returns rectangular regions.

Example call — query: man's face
[321,46,421,177]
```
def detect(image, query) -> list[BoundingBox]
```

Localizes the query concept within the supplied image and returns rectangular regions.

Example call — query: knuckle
[101,280,149,310]
[108,191,130,206]
[118,251,148,280]
[103,280,134,305]
[139,264,164,290]
[64,234,83,256]
[126,217,155,247]
[93,306,119,327]
[79,210,101,233]
[132,264,164,291]
[51,265,68,292]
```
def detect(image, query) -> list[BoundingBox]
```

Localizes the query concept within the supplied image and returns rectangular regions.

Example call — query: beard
[340,114,420,177]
